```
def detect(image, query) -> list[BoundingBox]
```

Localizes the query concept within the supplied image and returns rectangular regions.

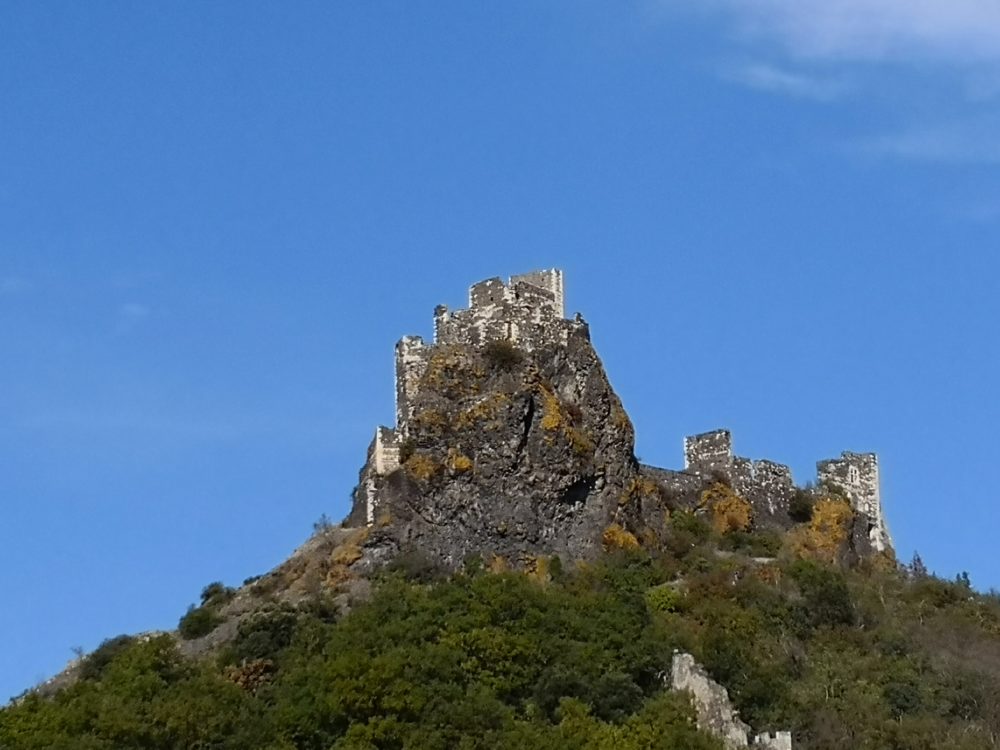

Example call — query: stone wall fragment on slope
[671,652,792,750]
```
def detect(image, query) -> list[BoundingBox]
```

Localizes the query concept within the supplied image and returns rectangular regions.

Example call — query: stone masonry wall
[683,430,794,523]
[671,652,793,750]
[685,430,735,475]
[754,732,793,750]
[671,651,751,748]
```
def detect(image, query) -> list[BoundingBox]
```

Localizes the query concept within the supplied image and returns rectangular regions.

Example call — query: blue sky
[2,1,999,700]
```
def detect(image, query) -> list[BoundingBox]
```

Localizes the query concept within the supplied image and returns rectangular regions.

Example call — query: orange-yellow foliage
[787,498,854,563]
[701,483,753,534]
[602,523,640,552]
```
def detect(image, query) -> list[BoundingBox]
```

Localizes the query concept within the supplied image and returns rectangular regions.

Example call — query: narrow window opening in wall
[849,466,860,484]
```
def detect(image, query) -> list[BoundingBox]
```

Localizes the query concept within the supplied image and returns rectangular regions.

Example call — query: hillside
[3,270,998,750]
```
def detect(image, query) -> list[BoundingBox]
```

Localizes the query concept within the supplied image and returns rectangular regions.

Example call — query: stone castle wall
[683,430,795,521]
[671,652,752,748]
[671,429,888,539]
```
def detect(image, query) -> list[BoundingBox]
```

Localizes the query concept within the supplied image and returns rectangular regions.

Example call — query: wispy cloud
[724,62,846,101]
[687,0,1000,64]
[860,118,1000,164]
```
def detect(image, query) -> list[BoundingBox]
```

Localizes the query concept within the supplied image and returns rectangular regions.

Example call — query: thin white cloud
[685,0,1000,63]
[861,119,1000,164]
[724,62,846,101]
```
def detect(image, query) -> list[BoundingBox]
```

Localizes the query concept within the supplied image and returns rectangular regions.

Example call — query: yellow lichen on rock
[412,408,450,434]
[404,452,442,482]
[621,476,661,506]
[602,523,640,551]
[487,554,509,574]
[455,392,511,429]
[538,383,564,431]
[420,345,483,397]
[564,426,595,457]
[524,555,552,583]
[447,448,473,474]
[610,395,632,433]
[330,527,369,567]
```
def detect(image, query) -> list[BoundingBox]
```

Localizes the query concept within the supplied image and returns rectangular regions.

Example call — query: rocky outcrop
[349,323,646,570]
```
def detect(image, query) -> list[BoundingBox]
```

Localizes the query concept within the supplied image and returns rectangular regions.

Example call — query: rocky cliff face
[347,324,649,570]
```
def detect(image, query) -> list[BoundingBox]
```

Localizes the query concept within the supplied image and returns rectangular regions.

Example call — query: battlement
[433,269,573,349]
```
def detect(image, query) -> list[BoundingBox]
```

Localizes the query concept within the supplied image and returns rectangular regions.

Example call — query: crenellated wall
[433,269,577,351]
[396,270,583,439]
[363,270,581,526]
[394,335,432,433]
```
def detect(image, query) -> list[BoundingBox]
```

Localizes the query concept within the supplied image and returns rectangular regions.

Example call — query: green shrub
[78,635,135,681]
[386,549,447,583]
[200,581,235,607]
[178,605,224,640]
[645,583,684,613]
[720,529,783,557]
[788,489,814,523]
[789,559,855,630]
[226,606,300,663]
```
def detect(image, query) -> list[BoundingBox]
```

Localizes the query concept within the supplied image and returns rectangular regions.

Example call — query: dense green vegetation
[4,536,1000,749]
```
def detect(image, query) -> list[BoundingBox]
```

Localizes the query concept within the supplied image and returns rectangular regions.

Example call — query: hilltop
[3,271,999,750]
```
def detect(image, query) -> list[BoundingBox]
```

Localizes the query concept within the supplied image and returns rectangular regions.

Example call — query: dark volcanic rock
[349,327,647,569]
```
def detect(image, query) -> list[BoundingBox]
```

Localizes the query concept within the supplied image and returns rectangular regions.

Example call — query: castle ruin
[360,270,892,555]
[679,430,891,549]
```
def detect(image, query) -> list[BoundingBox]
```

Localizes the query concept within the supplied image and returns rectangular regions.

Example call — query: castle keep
[364,269,586,524]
